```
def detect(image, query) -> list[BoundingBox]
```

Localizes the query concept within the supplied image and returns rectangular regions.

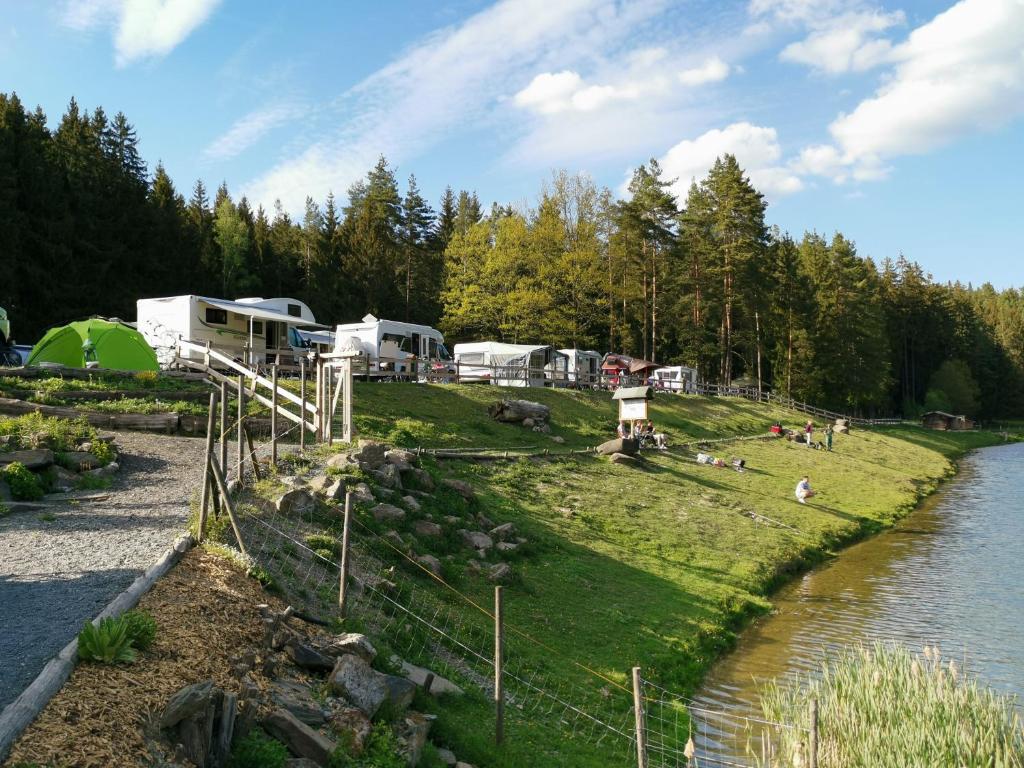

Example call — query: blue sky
[2,0,1022,287]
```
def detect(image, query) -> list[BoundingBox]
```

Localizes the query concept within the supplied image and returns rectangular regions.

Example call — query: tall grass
[758,643,1024,767]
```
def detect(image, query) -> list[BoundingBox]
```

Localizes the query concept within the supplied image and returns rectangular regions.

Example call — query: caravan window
[251,321,264,336]
[459,352,485,365]
[287,304,302,317]
[205,308,227,325]
[382,333,411,352]
[428,339,453,361]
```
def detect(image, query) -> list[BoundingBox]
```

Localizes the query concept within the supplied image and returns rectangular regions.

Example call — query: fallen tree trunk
[488,399,551,423]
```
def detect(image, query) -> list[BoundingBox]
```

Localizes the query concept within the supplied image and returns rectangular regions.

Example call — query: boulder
[488,563,513,583]
[161,680,214,729]
[323,633,377,664]
[609,452,640,466]
[415,554,442,577]
[394,711,435,767]
[386,448,418,467]
[402,495,422,513]
[308,474,346,500]
[350,482,374,504]
[81,462,118,478]
[381,674,417,715]
[384,530,406,549]
[443,479,475,502]
[458,529,493,552]
[328,707,372,754]
[270,680,327,726]
[58,450,101,472]
[551,435,565,444]
[285,640,335,673]
[326,452,356,470]
[0,449,54,471]
[400,660,464,696]
[476,514,495,530]
[522,417,535,428]
[488,399,551,423]
[373,487,397,501]
[372,503,405,523]
[263,708,336,765]
[489,522,516,541]
[437,748,457,766]
[0,479,11,502]
[596,437,638,456]
[456,762,478,768]
[496,541,519,553]
[329,654,390,718]
[404,467,435,492]
[49,465,79,493]
[413,520,442,537]
[353,440,388,471]
[373,463,403,489]
[276,488,316,516]
[443,515,461,526]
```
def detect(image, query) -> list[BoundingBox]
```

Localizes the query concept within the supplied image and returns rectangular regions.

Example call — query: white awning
[199,297,328,328]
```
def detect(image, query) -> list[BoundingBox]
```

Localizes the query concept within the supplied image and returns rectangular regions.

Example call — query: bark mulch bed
[5,548,283,768]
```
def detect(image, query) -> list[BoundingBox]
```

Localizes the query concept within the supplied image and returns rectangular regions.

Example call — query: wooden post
[208,455,248,558]
[494,585,504,745]
[244,425,262,481]
[632,666,647,768]
[338,492,352,616]
[326,364,334,445]
[220,380,228,473]
[299,357,307,453]
[204,340,211,368]
[342,358,353,443]
[237,374,245,481]
[271,365,278,470]
[198,392,218,542]
[809,698,818,768]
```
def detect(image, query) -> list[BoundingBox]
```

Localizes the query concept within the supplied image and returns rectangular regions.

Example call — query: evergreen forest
[2,93,1021,418]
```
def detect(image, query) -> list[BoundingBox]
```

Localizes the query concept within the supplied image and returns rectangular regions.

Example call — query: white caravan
[652,365,699,393]
[333,314,451,378]
[558,349,602,387]
[454,342,568,388]
[136,295,325,367]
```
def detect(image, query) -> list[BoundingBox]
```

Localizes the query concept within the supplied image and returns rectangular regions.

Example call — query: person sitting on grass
[795,476,815,504]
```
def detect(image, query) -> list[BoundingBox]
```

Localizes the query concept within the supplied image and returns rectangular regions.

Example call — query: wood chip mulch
[5,549,284,768]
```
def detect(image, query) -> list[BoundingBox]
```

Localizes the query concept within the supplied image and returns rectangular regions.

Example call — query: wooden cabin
[922,411,975,431]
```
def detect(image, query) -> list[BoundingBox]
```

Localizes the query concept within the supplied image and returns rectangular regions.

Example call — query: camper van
[559,349,602,388]
[333,315,452,379]
[652,365,699,393]
[454,342,568,388]
[136,295,325,367]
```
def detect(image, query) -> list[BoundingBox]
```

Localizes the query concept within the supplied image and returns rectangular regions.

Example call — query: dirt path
[0,432,208,712]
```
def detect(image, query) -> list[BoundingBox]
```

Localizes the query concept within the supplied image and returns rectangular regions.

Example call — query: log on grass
[488,399,551,424]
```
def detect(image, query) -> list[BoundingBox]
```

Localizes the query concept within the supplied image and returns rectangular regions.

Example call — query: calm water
[697,441,1024,727]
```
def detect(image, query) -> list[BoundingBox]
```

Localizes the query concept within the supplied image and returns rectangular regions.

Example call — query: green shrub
[77,617,137,664]
[90,439,115,466]
[0,412,97,452]
[3,462,44,501]
[227,728,289,768]
[305,533,340,554]
[329,723,406,767]
[122,610,157,651]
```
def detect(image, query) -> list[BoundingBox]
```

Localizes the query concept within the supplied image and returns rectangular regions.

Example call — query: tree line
[1,93,1021,417]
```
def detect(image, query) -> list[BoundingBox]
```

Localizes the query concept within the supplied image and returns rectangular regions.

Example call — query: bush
[121,610,157,651]
[305,533,340,554]
[3,462,44,501]
[0,412,97,452]
[90,438,116,466]
[227,728,289,768]
[329,723,406,767]
[77,617,137,664]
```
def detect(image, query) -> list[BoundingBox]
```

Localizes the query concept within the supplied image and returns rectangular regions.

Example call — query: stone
[372,503,405,523]
[442,478,475,502]
[0,479,11,502]
[0,448,54,471]
[285,640,335,673]
[212,691,237,766]
[353,440,388,471]
[386,448,418,467]
[476,514,496,530]
[384,530,406,549]
[596,437,638,456]
[465,560,482,574]
[522,417,535,428]
[488,563,513,583]
[458,529,493,552]
[413,520,442,537]
[350,482,374,504]
[49,465,79,492]
[323,632,377,664]
[373,463,403,489]
[400,661,464,696]
[488,399,551,423]
[276,488,316,516]
[58,450,101,472]
[455,762,478,768]
[381,674,417,715]
[405,467,435,492]
[161,680,214,729]
[402,495,421,513]
[326,452,356,470]
[175,712,210,768]
[78,441,93,453]
[609,452,640,466]
[489,522,516,541]
[443,515,461,525]
[415,554,442,577]
[373,486,396,501]
[327,707,372,754]
[308,474,346,500]
[394,711,435,766]
[263,708,336,765]
[329,654,390,718]
[270,680,326,727]
[81,461,118,478]
[496,541,519,553]
[437,748,457,766]
[285,760,321,768]
[551,435,565,444]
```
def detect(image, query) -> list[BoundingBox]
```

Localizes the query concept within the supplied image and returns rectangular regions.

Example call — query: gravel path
[0,432,209,711]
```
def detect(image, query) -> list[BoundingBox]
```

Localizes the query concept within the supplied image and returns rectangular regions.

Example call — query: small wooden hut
[922,411,975,431]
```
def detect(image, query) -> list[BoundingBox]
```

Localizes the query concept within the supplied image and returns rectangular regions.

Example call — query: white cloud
[203,104,302,161]
[655,122,803,199]
[61,0,221,66]
[514,71,585,114]
[779,9,904,73]
[678,56,731,86]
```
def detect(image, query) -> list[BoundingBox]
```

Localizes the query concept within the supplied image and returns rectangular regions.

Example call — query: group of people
[801,420,834,451]
[616,419,668,450]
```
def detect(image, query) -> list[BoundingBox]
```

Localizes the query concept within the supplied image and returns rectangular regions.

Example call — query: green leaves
[77,610,157,664]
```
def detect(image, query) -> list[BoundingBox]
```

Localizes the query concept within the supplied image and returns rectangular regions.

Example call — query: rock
[443,515,461,525]
[372,503,405,523]
[278,475,309,488]
[609,452,640,466]
[161,680,214,729]
[353,440,388,471]
[350,482,374,504]
[324,633,377,663]
[465,560,482,574]
[78,441,93,453]
[0,479,11,502]
[81,462,118,478]
[596,437,638,456]
[329,654,390,718]
[400,661,464,696]
[402,495,422,513]
[384,530,406,549]
[551,435,565,444]
[308,474,346,500]
[286,760,321,768]
[227,478,242,495]
[437,748,457,766]
[373,486,397,501]
[488,563,513,583]
[488,399,551,423]
[176,712,211,767]
[96,432,116,443]
[455,762,478,768]
[394,711,435,766]
[496,541,519,553]
[522,417,535,428]
[476,514,495,530]
[326,452,355,470]
[49,465,79,493]
[458,529,493,552]
[270,680,327,726]
[212,691,237,766]
[58,450,102,472]
[405,467,435,492]
[276,488,316,516]
[0,449,54,471]
[489,522,516,541]
[534,423,551,434]
[373,463,403,489]
[415,554,442,577]
[413,520,442,537]
[442,478,475,502]
[263,708,336,765]
[328,707,372,754]
[386,448,418,467]
[285,640,335,673]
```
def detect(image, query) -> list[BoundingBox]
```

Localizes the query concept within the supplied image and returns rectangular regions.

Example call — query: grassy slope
[337,385,1005,766]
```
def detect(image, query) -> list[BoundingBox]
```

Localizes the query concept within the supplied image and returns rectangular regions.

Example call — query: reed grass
[758,643,1024,767]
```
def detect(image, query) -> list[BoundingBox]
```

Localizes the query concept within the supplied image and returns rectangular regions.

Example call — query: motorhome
[136,295,325,367]
[454,342,568,388]
[333,315,452,379]
[652,365,699,393]
[558,349,602,388]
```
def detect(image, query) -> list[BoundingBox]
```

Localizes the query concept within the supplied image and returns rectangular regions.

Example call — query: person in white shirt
[795,476,815,503]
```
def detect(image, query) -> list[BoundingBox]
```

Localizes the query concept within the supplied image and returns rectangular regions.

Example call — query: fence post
[204,340,211,368]
[300,357,307,453]
[632,666,647,768]
[271,364,278,471]
[338,491,352,617]
[494,585,504,745]
[208,454,248,558]
[237,374,245,481]
[342,358,353,443]
[198,392,217,541]
[220,380,228,474]
[809,698,818,768]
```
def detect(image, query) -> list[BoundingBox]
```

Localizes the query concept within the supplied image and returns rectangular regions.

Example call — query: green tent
[27,319,159,372]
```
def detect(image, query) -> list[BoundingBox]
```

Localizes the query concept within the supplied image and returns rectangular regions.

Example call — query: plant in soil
[3,461,44,500]
[77,617,137,665]
[226,728,289,768]
[121,610,157,651]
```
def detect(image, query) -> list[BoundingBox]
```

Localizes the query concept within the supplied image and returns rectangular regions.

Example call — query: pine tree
[400,174,436,323]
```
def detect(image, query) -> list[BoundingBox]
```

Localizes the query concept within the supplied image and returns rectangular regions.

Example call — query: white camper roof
[455,342,553,356]
[558,348,601,358]
[204,296,327,328]
[236,297,318,325]
[336,314,443,338]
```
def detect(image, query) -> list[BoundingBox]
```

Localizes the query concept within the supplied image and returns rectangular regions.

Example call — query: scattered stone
[394,711,435,767]
[415,554,442,577]
[400,660,464,696]
[161,680,214,729]
[308,474,346,500]
[413,520,442,537]
[384,530,406,549]
[382,674,417,715]
[328,708,372,754]
[270,680,327,726]
[488,399,550,423]
[496,541,519,553]
[285,640,335,673]
[533,423,551,434]
[458,529,493,552]
[465,560,482,574]
[329,654,390,718]
[488,563,513,583]
[489,522,516,541]
[263,708,337,766]
[372,503,405,523]
[326,452,355,470]
[437,747,457,766]
[443,515,461,525]
[323,633,377,664]
[402,495,422,513]
[522,417,536,428]
[476,514,495,530]
[276,488,316,516]
[49,465,79,493]
[0,448,55,471]
[455,762,478,768]
[442,478,475,502]
[609,452,640,466]
[405,467,435,492]
[386,448,418,467]
[353,440,388,471]
[551,435,565,444]
[81,461,118,478]
[373,486,397,501]
[373,463,403,489]
[350,482,374,504]
[596,437,638,456]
